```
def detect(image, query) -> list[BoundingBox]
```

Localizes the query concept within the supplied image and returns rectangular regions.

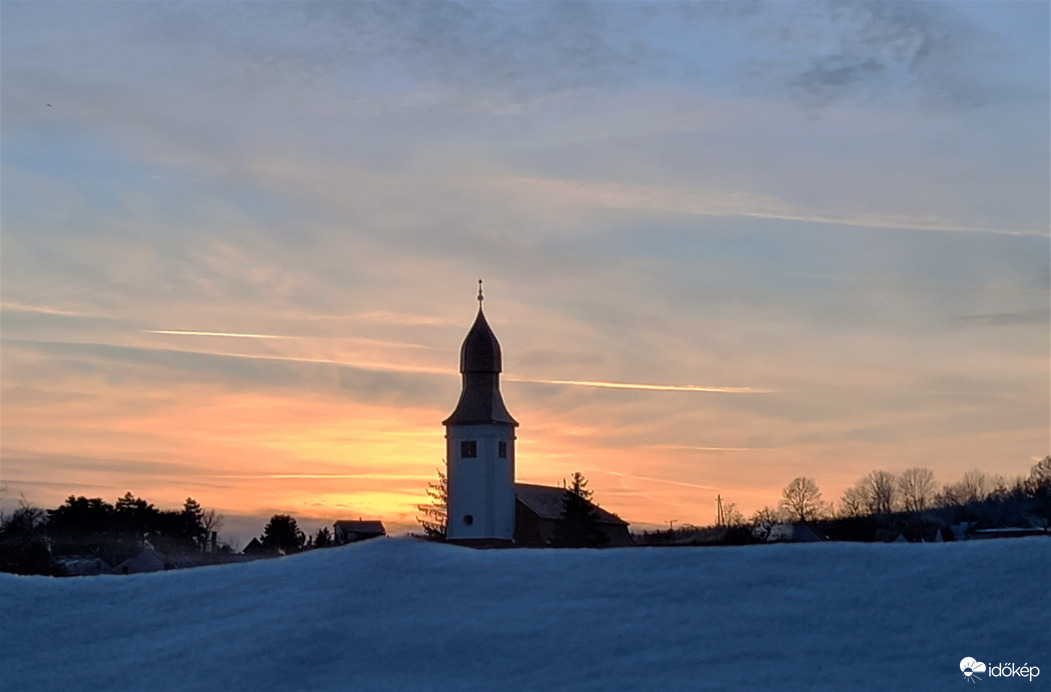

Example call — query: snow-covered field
[1,538,1048,691]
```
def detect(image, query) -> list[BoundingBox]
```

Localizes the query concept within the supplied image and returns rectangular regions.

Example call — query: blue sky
[2,1,1048,536]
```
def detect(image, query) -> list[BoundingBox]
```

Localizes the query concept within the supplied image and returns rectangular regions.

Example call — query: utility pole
[716,494,723,527]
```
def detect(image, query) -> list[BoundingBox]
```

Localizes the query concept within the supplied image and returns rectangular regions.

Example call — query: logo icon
[961,657,987,683]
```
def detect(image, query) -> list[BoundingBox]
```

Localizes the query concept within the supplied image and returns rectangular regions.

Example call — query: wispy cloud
[500,176,1048,237]
[1,302,91,317]
[952,310,1048,327]
[141,329,439,351]
[647,444,783,452]
[11,338,454,378]
[347,311,459,327]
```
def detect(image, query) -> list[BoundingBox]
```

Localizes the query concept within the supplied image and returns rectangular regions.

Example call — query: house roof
[768,522,823,543]
[333,520,386,534]
[117,547,172,573]
[514,483,627,526]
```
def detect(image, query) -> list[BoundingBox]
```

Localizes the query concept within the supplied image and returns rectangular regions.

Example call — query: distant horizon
[2,2,1047,537]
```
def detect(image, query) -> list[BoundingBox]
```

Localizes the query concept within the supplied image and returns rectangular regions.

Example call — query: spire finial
[477,279,484,310]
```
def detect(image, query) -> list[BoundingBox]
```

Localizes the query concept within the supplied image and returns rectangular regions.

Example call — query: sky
[1,1,1048,541]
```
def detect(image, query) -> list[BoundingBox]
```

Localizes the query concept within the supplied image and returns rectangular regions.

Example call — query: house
[242,537,268,556]
[58,557,114,576]
[333,520,386,544]
[767,522,824,543]
[443,283,631,547]
[514,483,633,547]
[116,547,173,574]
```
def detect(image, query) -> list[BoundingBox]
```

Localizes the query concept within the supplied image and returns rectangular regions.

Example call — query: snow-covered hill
[1,538,1047,691]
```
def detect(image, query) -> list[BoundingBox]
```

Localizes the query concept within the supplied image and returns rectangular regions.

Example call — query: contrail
[142,329,436,349]
[649,444,783,452]
[508,378,773,393]
[597,470,778,499]
[143,330,295,339]
[203,473,433,480]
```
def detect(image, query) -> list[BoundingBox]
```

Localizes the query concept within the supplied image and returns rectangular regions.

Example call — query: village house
[333,520,386,544]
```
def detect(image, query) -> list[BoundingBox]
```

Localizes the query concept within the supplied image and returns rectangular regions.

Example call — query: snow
[1,538,1048,691]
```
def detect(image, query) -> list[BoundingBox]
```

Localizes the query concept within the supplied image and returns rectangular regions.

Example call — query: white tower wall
[445,424,516,542]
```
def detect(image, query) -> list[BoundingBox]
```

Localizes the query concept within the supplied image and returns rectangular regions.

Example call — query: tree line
[249,513,338,555]
[0,492,225,575]
[772,456,1050,524]
[638,456,1050,546]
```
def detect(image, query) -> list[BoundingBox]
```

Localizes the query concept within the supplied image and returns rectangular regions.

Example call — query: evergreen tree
[180,497,208,549]
[314,527,333,548]
[260,514,305,554]
[415,466,447,541]
[552,472,608,548]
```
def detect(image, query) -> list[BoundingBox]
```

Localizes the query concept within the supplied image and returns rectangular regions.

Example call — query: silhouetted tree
[779,476,826,522]
[0,497,58,575]
[180,498,207,548]
[0,496,45,540]
[897,468,937,512]
[860,470,897,515]
[415,466,447,541]
[552,472,608,548]
[721,502,744,527]
[114,491,161,541]
[314,527,333,548]
[261,514,305,554]
[47,496,115,538]
[939,469,990,507]
[839,483,867,518]
[200,507,224,550]
[1026,455,1051,520]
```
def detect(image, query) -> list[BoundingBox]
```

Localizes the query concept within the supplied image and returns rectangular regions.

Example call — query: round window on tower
[463,514,474,525]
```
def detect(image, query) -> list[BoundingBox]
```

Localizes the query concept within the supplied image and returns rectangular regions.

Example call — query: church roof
[515,483,628,525]
[460,309,501,373]
[443,302,518,427]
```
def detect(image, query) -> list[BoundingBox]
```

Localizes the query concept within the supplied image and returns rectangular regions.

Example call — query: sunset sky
[2,1,1048,542]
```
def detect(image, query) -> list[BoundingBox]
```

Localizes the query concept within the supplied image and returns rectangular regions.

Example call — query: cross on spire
[477,278,484,310]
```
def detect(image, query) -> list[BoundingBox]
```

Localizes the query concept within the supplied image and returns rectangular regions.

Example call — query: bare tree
[1027,456,1051,495]
[1027,455,1051,519]
[201,508,224,546]
[779,476,827,522]
[860,470,897,514]
[946,469,990,505]
[897,468,937,512]
[722,502,745,527]
[839,483,867,518]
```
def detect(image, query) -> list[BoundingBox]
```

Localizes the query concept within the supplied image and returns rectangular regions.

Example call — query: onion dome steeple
[443,281,518,427]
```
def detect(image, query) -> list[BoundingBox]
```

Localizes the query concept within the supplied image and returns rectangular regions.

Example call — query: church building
[443,283,632,548]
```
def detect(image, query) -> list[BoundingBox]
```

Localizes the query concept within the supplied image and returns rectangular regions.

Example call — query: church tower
[443,281,518,545]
